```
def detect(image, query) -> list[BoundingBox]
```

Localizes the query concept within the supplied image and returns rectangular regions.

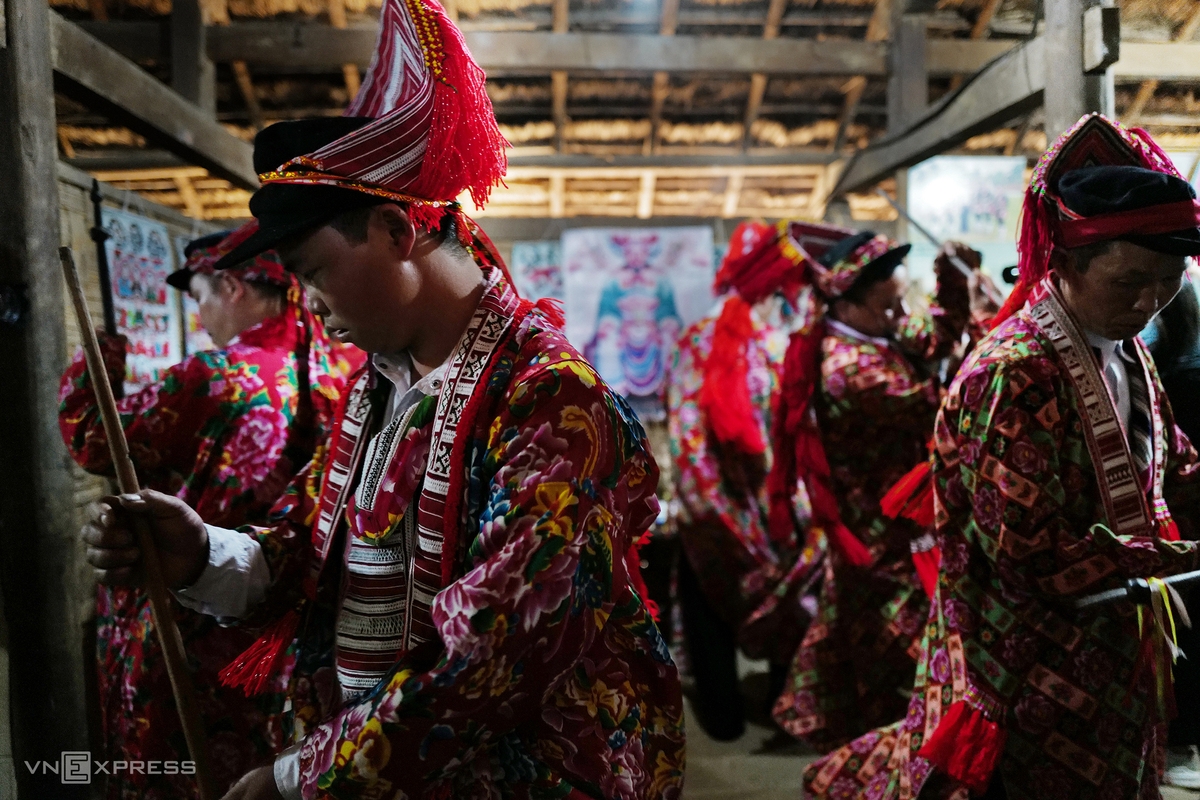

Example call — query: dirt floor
[681,658,1200,800]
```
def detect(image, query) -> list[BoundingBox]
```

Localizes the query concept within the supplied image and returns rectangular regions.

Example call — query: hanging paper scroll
[173,234,215,356]
[101,208,183,394]
[510,241,563,301]
[562,226,715,420]
[906,155,1025,293]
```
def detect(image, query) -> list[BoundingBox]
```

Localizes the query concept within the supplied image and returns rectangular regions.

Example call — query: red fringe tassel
[917,700,1007,795]
[219,608,300,697]
[880,461,936,527]
[626,532,660,622]
[912,547,941,599]
[700,296,767,456]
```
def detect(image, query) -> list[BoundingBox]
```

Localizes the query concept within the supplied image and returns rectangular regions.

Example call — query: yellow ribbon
[1136,576,1184,719]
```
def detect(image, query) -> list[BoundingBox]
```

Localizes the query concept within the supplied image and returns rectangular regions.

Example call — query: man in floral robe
[804,114,1200,800]
[770,232,978,753]
[59,224,362,799]
[80,1,684,797]
[666,220,817,740]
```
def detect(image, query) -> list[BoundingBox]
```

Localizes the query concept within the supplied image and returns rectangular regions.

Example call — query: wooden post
[887,14,926,133]
[171,0,216,113]
[0,0,93,793]
[886,11,924,244]
[1043,0,1109,140]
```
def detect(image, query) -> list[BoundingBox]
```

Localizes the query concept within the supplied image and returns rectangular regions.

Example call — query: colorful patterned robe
[58,312,363,799]
[234,273,684,799]
[665,298,813,663]
[804,281,1200,800]
[774,299,969,753]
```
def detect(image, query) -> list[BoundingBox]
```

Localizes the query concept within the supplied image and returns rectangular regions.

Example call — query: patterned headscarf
[174,222,363,433]
[997,113,1186,328]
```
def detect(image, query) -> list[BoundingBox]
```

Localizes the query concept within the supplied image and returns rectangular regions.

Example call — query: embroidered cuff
[274,744,303,800]
[173,525,270,620]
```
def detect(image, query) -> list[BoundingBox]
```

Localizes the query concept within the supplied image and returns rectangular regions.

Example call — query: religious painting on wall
[101,208,183,394]
[905,155,1025,293]
[174,235,215,356]
[562,226,715,420]
[509,241,563,301]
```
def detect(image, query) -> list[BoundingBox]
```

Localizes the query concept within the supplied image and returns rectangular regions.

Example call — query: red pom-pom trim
[917,700,1007,795]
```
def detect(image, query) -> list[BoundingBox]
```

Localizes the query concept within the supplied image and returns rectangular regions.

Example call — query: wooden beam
[551,71,568,153]
[722,171,744,217]
[741,0,788,150]
[1044,0,1108,140]
[51,14,258,189]
[548,172,566,217]
[550,0,569,153]
[1111,42,1200,80]
[637,170,657,218]
[646,0,681,154]
[202,25,889,75]
[170,0,216,113]
[970,0,1003,39]
[78,21,1200,79]
[507,164,825,180]
[92,166,210,181]
[477,215,898,241]
[888,15,927,132]
[948,0,1002,90]
[1122,4,1200,124]
[552,0,569,33]
[231,60,266,131]
[0,0,92,793]
[742,74,768,150]
[831,35,1045,197]
[328,0,362,100]
[831,0,889,153]
[173,174,206,217]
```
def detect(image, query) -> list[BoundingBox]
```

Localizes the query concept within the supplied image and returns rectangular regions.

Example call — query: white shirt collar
[372,351,448,426]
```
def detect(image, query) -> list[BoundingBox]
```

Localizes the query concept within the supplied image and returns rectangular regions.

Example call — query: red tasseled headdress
[992,113,1183,329]
[257,0,508,239]
[727,220,874,564]
[701,220,859,459]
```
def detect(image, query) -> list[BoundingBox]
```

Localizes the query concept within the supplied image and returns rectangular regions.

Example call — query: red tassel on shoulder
[219,609,300,697]
[917,700,1007,795]
[626,533,660,621]
[828,521,873,568]
[1160,516,1181,542]
[881,461,935,527]
[912,547,941,599]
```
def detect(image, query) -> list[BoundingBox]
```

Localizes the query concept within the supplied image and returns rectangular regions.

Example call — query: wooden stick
[59,247,218,800]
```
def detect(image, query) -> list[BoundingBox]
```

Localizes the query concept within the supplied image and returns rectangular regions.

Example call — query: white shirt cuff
[173,524,270,620]
[274,743,303,800]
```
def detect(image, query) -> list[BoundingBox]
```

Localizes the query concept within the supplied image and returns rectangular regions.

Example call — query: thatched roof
[53,0,1200,222]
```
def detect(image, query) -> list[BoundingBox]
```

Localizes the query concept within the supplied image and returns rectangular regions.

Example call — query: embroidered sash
[306,271,525,691]
[1027,280,1167,536]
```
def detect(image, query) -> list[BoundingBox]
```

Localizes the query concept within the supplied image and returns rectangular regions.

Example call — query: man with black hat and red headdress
[666,220,825,742]
[59,224,362,799]
[767,225,984,754]
[803,114,1200,800]
[79,0,685,797]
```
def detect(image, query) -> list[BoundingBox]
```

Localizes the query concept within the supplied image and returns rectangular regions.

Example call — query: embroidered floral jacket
[58,312,363,799]
[804,281,1200,800]
[239,273,685,799]
[774,297,969,753]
